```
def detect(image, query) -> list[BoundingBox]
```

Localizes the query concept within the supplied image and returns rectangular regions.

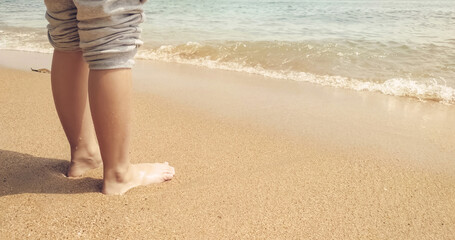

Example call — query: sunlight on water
[0,0,454,103]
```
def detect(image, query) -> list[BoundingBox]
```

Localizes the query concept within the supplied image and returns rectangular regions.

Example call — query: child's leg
[51,50,101,177]
[46,0,175,194]
[88,69,174,195]
[75,0,174,195]
[45,0,101,177]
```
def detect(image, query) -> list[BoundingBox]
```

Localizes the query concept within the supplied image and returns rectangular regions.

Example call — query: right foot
[102,162,175,195]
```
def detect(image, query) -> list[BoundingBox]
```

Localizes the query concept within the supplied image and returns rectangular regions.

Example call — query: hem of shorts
[89,65,134,70]
[48,31,81,52]
[53,47,82,52]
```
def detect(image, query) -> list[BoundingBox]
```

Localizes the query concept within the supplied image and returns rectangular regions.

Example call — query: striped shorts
[44,0,146,69]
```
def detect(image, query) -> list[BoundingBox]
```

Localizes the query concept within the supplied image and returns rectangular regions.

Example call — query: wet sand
[0,50,454,239]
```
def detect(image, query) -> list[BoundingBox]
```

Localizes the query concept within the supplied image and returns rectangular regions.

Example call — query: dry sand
[1,50,455,239]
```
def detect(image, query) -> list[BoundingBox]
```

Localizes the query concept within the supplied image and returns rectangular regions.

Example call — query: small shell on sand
[31,68,50,74]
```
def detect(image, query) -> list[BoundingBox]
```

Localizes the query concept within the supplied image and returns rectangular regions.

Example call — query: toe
[164,166,175,175]
[163,173,174,181]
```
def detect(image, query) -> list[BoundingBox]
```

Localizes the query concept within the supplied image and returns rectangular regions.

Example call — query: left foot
[67,145,102,177]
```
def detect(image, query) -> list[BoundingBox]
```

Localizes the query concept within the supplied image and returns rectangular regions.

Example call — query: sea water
[1,0,454,103]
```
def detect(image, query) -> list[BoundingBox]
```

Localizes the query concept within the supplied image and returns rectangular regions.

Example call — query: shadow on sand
[0,150,102,196]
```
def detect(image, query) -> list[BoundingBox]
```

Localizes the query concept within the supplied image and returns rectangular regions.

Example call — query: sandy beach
[1,50,455,239]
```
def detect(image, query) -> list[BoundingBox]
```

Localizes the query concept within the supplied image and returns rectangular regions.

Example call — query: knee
[75,0,145,69]
[45,0,81,51]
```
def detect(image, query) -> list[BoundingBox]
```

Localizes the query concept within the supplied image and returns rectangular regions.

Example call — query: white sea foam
[1,33,453,105]
[135,45,455,105]
[0,30,52,53]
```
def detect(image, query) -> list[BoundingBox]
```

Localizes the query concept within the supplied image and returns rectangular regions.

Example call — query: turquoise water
[1,0,454,103]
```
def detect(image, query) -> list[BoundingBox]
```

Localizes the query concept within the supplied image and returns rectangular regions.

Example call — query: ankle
[70,142,99,160]
[104,164,135,184]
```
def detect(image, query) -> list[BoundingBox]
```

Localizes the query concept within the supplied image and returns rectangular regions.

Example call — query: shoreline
[1,47,454,105]
[2,49,453,170]
[1,50,454,238]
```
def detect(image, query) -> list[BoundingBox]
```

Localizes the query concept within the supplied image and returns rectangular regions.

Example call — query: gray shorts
[44,0,146,69]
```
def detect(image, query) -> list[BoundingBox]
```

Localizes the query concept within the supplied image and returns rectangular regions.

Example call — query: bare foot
[102,162,175,195]
[67,146,102,178]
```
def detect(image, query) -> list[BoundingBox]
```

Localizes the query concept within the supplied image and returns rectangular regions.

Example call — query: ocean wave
[1,32,453,104]
[0,28,52,53]
[136,42,455,105]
